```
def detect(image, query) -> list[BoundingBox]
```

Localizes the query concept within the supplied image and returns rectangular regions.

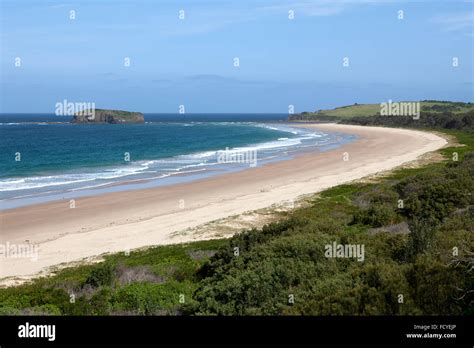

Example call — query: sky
[1,0,473,113]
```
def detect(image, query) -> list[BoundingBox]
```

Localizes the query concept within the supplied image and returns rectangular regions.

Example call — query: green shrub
[85,263,115,287]
[353,204,399,227]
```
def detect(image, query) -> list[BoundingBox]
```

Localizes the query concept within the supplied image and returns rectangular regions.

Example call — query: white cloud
[431,11,474,33]
[155,1,350,37]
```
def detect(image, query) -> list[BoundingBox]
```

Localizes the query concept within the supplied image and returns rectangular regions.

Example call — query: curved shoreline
[0,124,447,285]
[0,123,350,209]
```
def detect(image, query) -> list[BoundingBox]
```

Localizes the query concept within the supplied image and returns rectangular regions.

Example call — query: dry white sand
[0,124,447,285]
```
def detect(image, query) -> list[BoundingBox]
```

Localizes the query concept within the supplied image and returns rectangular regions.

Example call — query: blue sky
[1,0,473,113]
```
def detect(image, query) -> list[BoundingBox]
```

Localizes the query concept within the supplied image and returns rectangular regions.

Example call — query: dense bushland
[188,152,474,315]
[344,110,474,131]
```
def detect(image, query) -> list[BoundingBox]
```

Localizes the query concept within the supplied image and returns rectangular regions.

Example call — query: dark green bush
[85,263,115,287]
[353,204,399,227]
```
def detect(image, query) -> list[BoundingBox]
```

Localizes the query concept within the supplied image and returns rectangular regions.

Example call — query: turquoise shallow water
[0,114,357,209]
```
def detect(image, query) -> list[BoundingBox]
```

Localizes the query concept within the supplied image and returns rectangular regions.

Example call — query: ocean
[0,114,357,209]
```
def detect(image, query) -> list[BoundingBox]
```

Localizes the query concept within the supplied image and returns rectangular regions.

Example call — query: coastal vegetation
[0,104,473,316]
[289,100,474,126]
[344,110,474,131]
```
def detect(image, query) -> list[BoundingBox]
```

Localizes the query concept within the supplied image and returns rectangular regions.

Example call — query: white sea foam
[0,123,335,198]
[0,164,151,191]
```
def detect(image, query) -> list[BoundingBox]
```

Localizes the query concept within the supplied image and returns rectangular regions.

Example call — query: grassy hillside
[291,100,474,120]
[299,103,381,118]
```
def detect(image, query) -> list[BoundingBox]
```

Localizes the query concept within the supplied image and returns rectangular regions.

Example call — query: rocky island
[71,109,144,124]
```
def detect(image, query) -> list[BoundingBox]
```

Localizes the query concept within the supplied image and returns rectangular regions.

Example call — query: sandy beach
[0,124,447,285]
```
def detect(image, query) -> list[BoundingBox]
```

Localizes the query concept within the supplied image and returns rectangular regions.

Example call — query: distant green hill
[290,101,474,121]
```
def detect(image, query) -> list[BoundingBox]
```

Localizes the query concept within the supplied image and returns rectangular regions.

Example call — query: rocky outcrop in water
[71,109,144,124]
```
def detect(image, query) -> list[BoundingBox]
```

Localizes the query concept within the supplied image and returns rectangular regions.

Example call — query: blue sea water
[0,114,357,209]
